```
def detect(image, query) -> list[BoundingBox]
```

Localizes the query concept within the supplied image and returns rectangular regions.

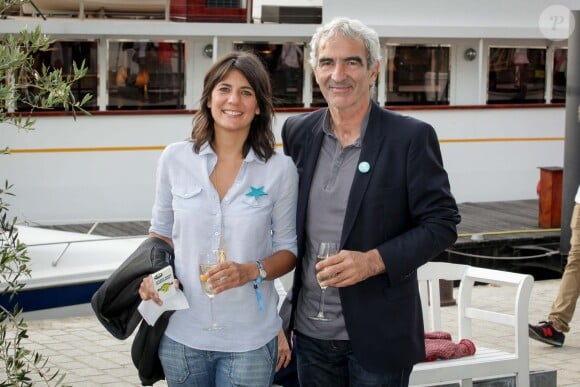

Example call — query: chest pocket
[172,184,203,211]
[242,195,272,209]
[237,195,273,231]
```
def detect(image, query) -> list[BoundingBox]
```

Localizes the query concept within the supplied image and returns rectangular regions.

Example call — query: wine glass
[198,251,223,331]
[309,242,339,321]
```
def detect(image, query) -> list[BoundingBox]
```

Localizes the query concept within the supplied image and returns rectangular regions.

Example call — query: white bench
[410,262,534,386]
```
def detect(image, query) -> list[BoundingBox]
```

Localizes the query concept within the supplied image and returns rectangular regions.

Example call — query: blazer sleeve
[377,119,460,285]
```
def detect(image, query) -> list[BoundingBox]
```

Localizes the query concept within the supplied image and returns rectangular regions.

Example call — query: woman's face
[208,69,260,136]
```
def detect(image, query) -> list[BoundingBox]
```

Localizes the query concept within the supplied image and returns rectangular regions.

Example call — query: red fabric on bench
[423,331,476,362]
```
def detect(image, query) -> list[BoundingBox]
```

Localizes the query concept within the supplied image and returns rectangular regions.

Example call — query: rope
[445,248,560,260]
[458,228,560,239]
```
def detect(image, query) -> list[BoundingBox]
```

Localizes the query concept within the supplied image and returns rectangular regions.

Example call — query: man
[281,17,460,386]
[529,184,580,347]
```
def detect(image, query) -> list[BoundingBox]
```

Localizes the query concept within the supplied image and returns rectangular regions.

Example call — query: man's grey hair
[308,17,381,70]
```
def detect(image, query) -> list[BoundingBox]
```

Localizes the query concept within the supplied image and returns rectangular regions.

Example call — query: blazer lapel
[340,104,386,245]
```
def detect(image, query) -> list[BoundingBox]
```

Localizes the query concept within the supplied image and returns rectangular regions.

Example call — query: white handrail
[20,235,146,267]
[24,235,146,248]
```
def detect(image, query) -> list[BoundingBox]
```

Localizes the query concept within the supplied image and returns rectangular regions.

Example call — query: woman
[139,51,298,387]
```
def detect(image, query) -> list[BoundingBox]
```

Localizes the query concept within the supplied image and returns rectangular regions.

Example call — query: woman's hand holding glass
[199,251,224,331]
[202,257,255,295]
[199,251,266,330]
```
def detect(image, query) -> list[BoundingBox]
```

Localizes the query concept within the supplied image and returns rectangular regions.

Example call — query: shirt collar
[198,141,213,156]
[244,148,264,164]
[197,141,264,164]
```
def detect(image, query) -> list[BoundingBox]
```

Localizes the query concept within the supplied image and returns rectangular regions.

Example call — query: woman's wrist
[245,262,260,283]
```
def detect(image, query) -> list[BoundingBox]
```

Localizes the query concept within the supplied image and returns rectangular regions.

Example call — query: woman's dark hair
[191,51,276,161]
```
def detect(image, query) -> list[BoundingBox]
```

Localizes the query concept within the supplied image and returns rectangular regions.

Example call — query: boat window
[552,48,567,103]
[385,45,450,106]
[14,40,98,112]
[234,42,304,107]
[311,74,327,107]
[487,47,546,104]
[107,40,185,110]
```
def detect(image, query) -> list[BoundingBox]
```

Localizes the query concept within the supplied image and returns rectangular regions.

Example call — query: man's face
[314,34,378,113]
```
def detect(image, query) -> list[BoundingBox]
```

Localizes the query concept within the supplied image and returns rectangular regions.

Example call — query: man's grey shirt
[295,107,370,340]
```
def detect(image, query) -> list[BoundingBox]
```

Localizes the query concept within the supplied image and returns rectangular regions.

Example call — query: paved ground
[8,278,580,386]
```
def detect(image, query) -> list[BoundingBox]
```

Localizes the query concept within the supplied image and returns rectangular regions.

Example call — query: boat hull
[0,226,146,312]
[0,282,103,312]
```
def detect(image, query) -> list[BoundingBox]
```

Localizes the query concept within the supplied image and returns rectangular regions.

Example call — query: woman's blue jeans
[158,334,277,387]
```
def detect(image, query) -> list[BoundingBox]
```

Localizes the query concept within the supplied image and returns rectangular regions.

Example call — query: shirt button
[214,232,219,236]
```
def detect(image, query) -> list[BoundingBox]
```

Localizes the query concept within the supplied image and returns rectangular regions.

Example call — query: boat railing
[17,0,250,22]
[20,0,171,20]
[23,235,146,267]
[8,1,322,24]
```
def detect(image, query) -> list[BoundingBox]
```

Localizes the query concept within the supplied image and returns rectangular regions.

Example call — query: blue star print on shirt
[246,186,268,199]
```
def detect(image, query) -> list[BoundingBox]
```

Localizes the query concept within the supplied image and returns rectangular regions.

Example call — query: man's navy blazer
[281,101,461,372]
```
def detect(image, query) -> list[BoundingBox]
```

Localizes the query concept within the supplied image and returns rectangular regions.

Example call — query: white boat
[0,225,146,312]
[0,0,578,227]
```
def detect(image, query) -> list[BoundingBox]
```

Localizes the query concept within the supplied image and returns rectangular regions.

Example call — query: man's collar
[322,101,372,146]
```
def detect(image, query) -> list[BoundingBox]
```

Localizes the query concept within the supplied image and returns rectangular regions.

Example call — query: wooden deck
[450,199,563,276]
[40,199,558,238]
[456,199,560,242]
[38,199,564,276]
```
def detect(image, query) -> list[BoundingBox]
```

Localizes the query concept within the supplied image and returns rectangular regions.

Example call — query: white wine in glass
[199,263,216,298]
[309,242,338,321]
[315,254,330,290]
[199,251,223,330]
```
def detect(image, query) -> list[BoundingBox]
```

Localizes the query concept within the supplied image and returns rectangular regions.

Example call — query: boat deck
[40,199,547,235]
[40,199,564,276]
[458,199,550,239]
[42,220,152,237]
[450,199,563,276]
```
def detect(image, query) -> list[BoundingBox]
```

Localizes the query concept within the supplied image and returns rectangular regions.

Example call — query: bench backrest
[417,261,469,332]
[417,261,534,359]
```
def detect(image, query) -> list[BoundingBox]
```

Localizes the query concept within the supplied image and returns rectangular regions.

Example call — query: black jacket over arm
[91,237,175,385]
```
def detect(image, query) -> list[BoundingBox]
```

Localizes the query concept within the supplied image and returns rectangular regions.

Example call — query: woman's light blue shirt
[150,140,298,352]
